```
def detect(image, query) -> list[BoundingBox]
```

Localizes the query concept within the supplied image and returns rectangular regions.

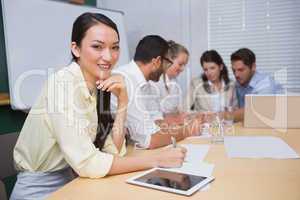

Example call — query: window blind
[208,0,300,93]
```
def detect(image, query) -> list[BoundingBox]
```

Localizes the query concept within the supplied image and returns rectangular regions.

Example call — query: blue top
[235,71,282,108]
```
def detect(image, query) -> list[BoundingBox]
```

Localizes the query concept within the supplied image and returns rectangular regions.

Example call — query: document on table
[224,136,300,159]
[168,161,214,177]
[168,144,214,191]
[180,144,210,162]
[163,144,212,176]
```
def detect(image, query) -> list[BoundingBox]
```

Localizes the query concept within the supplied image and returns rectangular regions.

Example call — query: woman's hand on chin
[96,75,128,104]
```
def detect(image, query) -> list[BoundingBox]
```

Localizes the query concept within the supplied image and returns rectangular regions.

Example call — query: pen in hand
[171,136,177,148]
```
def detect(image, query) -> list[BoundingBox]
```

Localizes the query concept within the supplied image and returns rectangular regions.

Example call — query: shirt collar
[236,71,259,90]
[165,74,177,83]
[208,80,225,90]
[130,60,148,86]
[67,62,95,100]
[248,71,260,88]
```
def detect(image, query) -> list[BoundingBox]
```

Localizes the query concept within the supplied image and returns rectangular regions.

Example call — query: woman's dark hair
[71,12,119,61]
[95,90,114,150]
[200,50,230,93]
[71,12,119,150]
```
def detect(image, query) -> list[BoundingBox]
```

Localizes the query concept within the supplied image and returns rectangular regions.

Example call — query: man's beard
[149,68,164,82]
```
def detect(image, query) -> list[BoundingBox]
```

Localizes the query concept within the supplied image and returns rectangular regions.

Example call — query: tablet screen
[134,169,207,191]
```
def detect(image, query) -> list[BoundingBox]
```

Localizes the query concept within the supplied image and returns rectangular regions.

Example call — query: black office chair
[0,132,18,199]
[0,180,7,200]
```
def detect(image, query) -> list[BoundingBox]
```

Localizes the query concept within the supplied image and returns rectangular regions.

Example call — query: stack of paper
[224,136,300,159]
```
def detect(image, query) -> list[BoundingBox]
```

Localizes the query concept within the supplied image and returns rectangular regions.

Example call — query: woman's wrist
[148,154,159,168]
[117,91,128,104]
[117,101,128,113]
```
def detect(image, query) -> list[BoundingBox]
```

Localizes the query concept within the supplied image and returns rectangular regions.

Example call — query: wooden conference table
[48,123,300,200]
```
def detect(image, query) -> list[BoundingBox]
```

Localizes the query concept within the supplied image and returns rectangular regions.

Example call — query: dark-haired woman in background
[10,12,186,200]
[184,50,237,113]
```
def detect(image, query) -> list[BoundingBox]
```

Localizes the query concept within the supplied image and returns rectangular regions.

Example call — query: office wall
[0,0,97,134]
[0,0,26,135]
[97,0,208,94]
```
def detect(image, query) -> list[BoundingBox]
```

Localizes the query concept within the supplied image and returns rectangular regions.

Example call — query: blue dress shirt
[235,71,281,108]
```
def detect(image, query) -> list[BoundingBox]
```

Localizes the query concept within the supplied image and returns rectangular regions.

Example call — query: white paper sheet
[180,144,210,162]
[224,136,300,159]
[168,162,214,177]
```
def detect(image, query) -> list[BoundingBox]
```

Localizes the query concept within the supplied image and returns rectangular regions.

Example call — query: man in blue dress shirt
[230,48,281,121]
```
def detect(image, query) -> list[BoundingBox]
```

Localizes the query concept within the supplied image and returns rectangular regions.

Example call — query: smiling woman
[9,12,187,200]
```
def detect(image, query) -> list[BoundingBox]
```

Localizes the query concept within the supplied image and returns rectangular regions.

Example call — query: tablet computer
[126,168,215,196]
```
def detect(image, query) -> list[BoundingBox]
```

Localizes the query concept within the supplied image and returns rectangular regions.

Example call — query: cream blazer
[184,77,238,112]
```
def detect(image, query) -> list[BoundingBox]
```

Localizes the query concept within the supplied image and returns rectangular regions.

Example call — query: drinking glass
[224,106,234,126]
[209,112,224,144]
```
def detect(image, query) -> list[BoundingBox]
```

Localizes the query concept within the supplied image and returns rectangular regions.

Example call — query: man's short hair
[231,48,256,68]
[134,35,169,64]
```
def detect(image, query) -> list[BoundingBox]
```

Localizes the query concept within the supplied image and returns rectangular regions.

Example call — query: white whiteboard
[1,0,129,110]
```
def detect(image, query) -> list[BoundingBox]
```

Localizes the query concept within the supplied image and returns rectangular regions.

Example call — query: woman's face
[202,62,222,83]
[166,52,188,79]
[72,22,120,83]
